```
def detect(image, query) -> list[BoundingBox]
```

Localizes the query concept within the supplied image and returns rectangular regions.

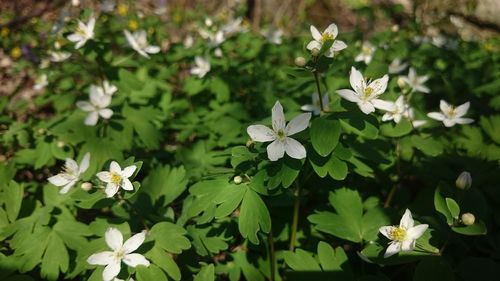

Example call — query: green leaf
[210,77,230,102]
[411,135,443,156]
[239,188,271,244]
[413,257,454,281]
[445,198,460,219]
[193,264,215,281]
[283,249,321,271]
[310,117,341,156]
[2,180,23,222]
[122,104,161,150]
[40,232,69,281]
[187,225,229,256]
[148,246,181,281]
[150,222,191,254]
[136,264,169,281]
[434,185,453,225]
[380,119,413,137]
[142,165,188,206]
[317,242,354,279]
[452,220,487,236]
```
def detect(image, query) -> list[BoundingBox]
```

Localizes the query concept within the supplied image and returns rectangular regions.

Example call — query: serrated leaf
[148,246,181,281]
[3,180,23,222]
[122,104,161,150]
[150,222,191,254]
[136,264,168,281]
[142,165,188,206]
[283,249,321,271]
[238,188,271,244]
[310,117,341,156]
[41,232,69,281]
[193,264,215,281]
[210,77,230,102]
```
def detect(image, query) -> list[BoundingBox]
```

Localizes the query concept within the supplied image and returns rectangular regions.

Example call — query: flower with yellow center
[48,152,90,194]
[10,47,22,59]
[336,67,390,114]
[306,23,347,58]
[123,29,160,59]
[399,67,430,93]
[127,19,138,31]
[379,209,429,258]
[97,161,136,197]
[87,227,149,281]
[355,41,376,64]
[67,17,95,49]
[427,100,473,127]
[247,101,311,161]
[117,3,129,16]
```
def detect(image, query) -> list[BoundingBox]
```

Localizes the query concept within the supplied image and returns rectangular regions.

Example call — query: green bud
[311,48,320,57]
[233,176,243,184]
[461,213,475,226]
[81,182,92,191]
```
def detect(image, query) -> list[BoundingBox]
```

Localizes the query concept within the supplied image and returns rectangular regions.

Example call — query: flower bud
[461,213,475,226]
[397,77,406,88]
[81,182,92,191]
[246,140,254,148]
[294,56,306,67]
[37,128,46,135]
[455,171,472,190]
[311,48,320,57]
[233,176,243,184]
[56,141,65,148]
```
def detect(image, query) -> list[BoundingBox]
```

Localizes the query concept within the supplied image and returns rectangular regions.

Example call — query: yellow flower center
[320,32,334,43]
[1,27,9,37]
[447,107,457,118]
[117,4,129,16]
[363,87,374,99]
[276,129,286,140]
[110,172,122,185]
[10,47,22,59]
[389,227,407,242]
[128,20,139,31]
[113,249,125,261]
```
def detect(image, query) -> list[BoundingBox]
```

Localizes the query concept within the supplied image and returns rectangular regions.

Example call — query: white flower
[261,27,283,45]
[379,96,407,123]
[388,58,408,74]
[221,17,246,35]
[101,0,116,12]
[49,51,71,62]
[87,228,149,281]
[97,161,137,197]
[247,101,311,161]
[355,42,376,64]
[183,35,194,48]
[427,100,473,127]
[76,87,113,126]
[124,30,160,59]
[301,93,329,115]
[67,17,95,49]
[399,68,430,93]
[33,74,48,90]
[379,209,429,258]
[306,23,347,58]
[336,67,390,114]
[90,80,117,96]
[48,152,90,194]
[190,56,210,78]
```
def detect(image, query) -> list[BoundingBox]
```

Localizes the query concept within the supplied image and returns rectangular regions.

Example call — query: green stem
[313,70,324,113]
[268,228,276,281]
[289,181,301,251]
[384,140,401,208]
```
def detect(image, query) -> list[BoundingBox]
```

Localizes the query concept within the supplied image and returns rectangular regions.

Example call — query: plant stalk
[313,70,324,113]
[289,181,301,251]
[268,229,276,281]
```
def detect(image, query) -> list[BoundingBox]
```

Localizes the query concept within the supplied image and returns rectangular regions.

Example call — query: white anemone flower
[190,56,211,78]
[399,67,430,93]
[261,27,283,45]
[379,209,429,258]
[183,35,194,48]
[90,80,117,96]
[388,58,408,74]
[301,93,330,115]
[355,42,376,64]
[49,51,71,62]
[48,152,90,194]
[336,67,390,114]
[124,30,160,59]
[379,96,407,123]
[101,0,116,12]
[306,23,347,57]
[33,74,48,91]
[76,88,113,126]
[427,100,473,127]
[97,161,137,197]
[247,101,311,161]
[67,17,95,49]
[87,228,149,281]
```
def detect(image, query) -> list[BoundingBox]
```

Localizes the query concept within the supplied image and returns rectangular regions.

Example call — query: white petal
[99,108,114,119]
[247,125,276,142]
[300,104,317,112]
[310,25,321,41]
[399,209,414,229]
[87,18,96,35]
[67,34,83,42]
[122,231,146,254]
[439,100,452,114]
[382,112,393,122]
[407,224,428,240]
[48,174,71,187]
[59,179,78,194]
[124,30,140,50]
[110,161,122,173]
[271,101,286,131]
[367,75,389,96]
[427,112,445,121]
[384,242,401,258]
[415,85,430,94]
[306,40,321,51]
[105,227,123,251]
[97,171,111,183]
[331,40,347,51]
[123,253,150,268]
[455,118,474,125]
[349,67,365,93]
[284,138,307,159]
[401,239,415,251]
[454,102,470,117]
[379,226,395,239]
[372,99,395,111]
[358,101,375,114]
[87,251,114,265]
[412,120,427,128]
[336,89,359,103]
[122,165,137,178]
[267,140,285,161]
[84,112,99,126]
[443,118,456,127]
[103,261,121,281]
[75,39,86,49]
[76,101,94,111]
[286,113,311,136]
[137,49,150,58]
[121,179,134,191]
[145,45,160,54]
[105,183,120,197]
[324,23,338,38]
[79,152,91,174]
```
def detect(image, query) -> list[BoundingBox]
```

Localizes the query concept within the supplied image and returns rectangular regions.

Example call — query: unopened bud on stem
[81,182,92,191]
[461,213,475,226]
[233,176,243,184]
[294,56,306,67]
[456,171,472,190]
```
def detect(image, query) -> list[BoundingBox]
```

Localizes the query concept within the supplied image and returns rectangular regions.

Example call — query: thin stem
[384,140,401,208]
[384,185,398,208]
[313,70,324,113]
[119,195,150,231]
[268,228,276,281]
[289,181,301,251]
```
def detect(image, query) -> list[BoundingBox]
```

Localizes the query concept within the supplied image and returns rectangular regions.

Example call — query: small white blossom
[67,17,95,49]
[427,100,473,127]
[87,228,149,281]
[355,41,376,64]
[301,93,329,115]
[124,30,160,59]
[33,74,48,91]
[261,27,283,45]
[399,68,430,94]
[76,87,113,126]
[190,56,210,78]
[97,161,137,197]
[183,35,194,48]
[379,209,429,258]
[336,67,389,114]
[48,152,90,194]
[379,96,408,123]
[306,23,347,57]
[90,80,117,96]
[49,51,71,62]
[247,101,311,161]
[388,58,408,74]
[221,17,246,35]
[101,0,116,12]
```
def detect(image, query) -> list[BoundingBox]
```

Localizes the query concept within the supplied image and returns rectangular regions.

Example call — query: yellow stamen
[117,4,129,16]
[276,129,286,140]
[10,47,22,59]
[110,172,122,185]
[389,227,407,241]
[128,20,139,31]
[363,87,374,99]
[320,32,334,43]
